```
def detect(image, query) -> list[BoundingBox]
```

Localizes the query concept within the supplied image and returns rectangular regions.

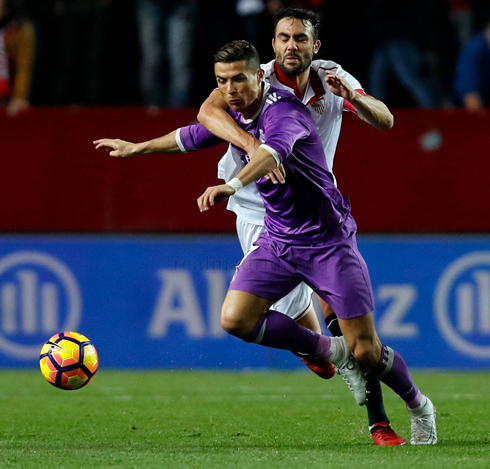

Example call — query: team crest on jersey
[311,97,325,114]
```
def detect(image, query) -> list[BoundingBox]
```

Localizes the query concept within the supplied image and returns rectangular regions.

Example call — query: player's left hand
[325,71,355,101]
[264,164,286,184]
[197,184,236,212]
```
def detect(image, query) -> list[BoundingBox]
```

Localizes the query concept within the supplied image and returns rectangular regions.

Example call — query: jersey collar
[273,61,326,105]
[304,67,326,106]
[273,61,298,93]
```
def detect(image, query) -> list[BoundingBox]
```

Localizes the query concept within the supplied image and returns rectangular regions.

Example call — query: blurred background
[0,0,489,372]
[0,0,489,110]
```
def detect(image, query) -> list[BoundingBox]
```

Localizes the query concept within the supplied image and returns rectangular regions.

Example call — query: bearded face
[273,17,320,77]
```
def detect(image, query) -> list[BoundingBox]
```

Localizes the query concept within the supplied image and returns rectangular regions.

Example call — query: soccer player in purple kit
[198,7,405,446]
[196,41,437,446]
[94,40,437,445]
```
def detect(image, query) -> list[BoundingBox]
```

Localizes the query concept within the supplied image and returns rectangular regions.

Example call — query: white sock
[327,336,350,366]
[407,395,429,415]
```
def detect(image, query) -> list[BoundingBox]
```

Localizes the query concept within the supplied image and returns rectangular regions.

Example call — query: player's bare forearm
[133,131,181,155]
[198,90,258,155]
[233,147,278,187]
[93,131,181,157]
[350,93,394,130]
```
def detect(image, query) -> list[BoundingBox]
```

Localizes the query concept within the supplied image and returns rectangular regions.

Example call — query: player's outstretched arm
[325,71,394,130]
[197,146,278,212]
[93,131,181,157]
[198,89,259,156]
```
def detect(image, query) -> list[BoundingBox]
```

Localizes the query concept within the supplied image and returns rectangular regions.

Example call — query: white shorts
[235,217,313,320]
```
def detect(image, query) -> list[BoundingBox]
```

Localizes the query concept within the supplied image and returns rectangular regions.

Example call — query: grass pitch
[0,370,489,468]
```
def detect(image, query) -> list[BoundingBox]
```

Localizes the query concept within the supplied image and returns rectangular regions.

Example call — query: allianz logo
[435,251,490,358]
[0,251,81,359]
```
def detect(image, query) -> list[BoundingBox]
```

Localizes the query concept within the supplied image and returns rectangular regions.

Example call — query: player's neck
[295,69,310,100]
[241,84,264,120]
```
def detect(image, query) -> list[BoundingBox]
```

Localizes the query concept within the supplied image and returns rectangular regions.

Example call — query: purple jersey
[178,83,353,245]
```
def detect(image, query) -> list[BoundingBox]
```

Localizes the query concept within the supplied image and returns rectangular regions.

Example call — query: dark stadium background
[1,0,489,371]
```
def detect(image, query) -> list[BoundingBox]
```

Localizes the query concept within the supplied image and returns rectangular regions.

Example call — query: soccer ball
[39,332,99,390]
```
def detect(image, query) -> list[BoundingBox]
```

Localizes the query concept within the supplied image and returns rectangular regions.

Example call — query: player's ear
[313,40,321,54]
[272,37,276,53]
[257,68,264,83]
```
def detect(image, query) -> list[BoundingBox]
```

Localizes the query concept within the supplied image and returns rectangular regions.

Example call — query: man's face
[214,61,263,113]
[273,17,320,77]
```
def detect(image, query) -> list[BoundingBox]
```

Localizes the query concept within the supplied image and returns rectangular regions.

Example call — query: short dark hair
[274,8,320,42]
[213,40,261,72]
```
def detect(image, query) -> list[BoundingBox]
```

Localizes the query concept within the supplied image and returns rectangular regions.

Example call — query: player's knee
[220,304,251,339]
[220,314,241,337]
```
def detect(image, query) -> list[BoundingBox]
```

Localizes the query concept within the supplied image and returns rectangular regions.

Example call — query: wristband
[227,177,243,193]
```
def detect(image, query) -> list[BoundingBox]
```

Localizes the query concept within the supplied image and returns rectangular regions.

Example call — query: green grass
[0,370,489,468]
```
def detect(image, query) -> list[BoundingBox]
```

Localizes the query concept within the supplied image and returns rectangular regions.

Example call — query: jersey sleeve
[343,89,371,113]
[176,124,224,153]
[326,62,370,113]
[337,66,369,113]
[261,100,311,164]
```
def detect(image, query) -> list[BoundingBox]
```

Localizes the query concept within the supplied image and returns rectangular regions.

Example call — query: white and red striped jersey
[218,59,364,226]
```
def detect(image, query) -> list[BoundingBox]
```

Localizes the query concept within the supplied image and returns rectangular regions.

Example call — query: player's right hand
[197,184,236,212]
[93,138,136,158]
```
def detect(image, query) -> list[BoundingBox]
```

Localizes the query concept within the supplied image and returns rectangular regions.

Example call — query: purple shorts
[229,231,374,320]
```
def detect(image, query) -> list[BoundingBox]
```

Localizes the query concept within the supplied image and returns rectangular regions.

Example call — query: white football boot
[408,396,437,445]
[336,353,367,406]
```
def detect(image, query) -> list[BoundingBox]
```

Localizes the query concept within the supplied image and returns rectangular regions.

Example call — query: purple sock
[371,344,422,406]
[248,310,322,357]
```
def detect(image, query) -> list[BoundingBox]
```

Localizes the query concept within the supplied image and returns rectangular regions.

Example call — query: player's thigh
[296,304,322,334]
[236,218,313,321]
[272,282,313,320]
[318,295,334,318]
[228,238,301,315]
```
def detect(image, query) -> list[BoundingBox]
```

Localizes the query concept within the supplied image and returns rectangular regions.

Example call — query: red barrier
[1,107,489,232]
[335,110,490,232]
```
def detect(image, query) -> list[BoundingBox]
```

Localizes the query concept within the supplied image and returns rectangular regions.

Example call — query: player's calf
[350,342,383,369]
